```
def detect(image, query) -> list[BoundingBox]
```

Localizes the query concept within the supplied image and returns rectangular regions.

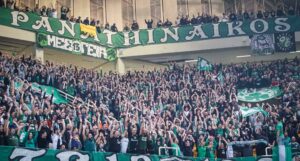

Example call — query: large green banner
[1,7,300,50]
[1,146,297,161]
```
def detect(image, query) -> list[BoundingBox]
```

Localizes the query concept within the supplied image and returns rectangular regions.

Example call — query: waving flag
[197,57,212,71]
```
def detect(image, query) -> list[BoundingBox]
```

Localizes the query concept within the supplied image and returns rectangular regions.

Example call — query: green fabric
[276,121,284,137]
[239,106,268,118]
[19,130,28,145]
[1,8,300,50]
[197,57,212,71]
[238,87,283,102]
[84,139,96,152]
[0,145,296,161]
[14,82,68,105]
[171,143,181,156]
[197,146,207,158]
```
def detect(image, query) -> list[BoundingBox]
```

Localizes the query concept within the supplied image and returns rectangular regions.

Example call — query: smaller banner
[15,82,68,105]
[274,32,296,52]
[250,34,275,55]
[238,86,282,102]
[197,57,212,71]
[239,106,268,117]
[80,24,97,37]
[37,33,116,61]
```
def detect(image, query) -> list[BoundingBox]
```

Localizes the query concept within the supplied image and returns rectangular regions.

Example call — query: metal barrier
[264,147,272,156]
[158,146,179,156]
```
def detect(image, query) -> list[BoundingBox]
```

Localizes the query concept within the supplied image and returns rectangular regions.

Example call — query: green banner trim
[1,8,300,50]
[0,146,296,161]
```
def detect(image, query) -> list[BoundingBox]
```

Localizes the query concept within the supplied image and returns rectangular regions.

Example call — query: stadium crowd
[0,0,300,32]
[0,51,299,159]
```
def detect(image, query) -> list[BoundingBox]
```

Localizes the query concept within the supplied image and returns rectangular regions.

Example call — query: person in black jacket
[163,19,172,27]
[60,6,69,20]
[157,20,163,28]
[83,17,89,25]
[90,19,96,26]
[76,16,82,23]
[111,23,118,32]
[131,20,139,31]
[190,15,197,25]
[145,19,153,29]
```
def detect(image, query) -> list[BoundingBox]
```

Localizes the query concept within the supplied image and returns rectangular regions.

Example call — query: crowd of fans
[1,0,300,32]
[0,51,299,158]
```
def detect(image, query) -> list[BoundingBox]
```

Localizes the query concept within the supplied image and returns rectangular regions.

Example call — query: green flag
[197,57,212,71]
[239,106,268,118]
[238,86,283,102]
[14,82,68,105]
[217,71,224,85]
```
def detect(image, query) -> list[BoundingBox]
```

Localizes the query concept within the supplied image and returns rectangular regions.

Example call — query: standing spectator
[270,10,276,17]
[60,6,70,20]
[37,131,50,149]
[221,13,228,22]
[41,6,47,17]
[263,10,270,19]
[69,16,75,22]
[157,20,163,28]
[163,19,172,27]
[76,16,82,23]
[110,23,118,32]
[0,0,4,7]
[90,19,96,26]
[237,11,243,21]
[145,19,153,29]
[131,20,139,31]
[83,17,90,25]
[104,23,110,30]
[190,15,197,25]
[96,20,101,33]
[52,9,57,19]
[212,15,219,23]
[33,4,41,15]
[120,131,129,153]
[257,10,263,19]
[46,7,53,17]
[243,10,250,20]
[229,12,237,21]
[277,6,285,17]
[123,24,130,32]
[83,131,96,152]
[288,6,295,15]
[197,13,203,24]
[175,16,181,26]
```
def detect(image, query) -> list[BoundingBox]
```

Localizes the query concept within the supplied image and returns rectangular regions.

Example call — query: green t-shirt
[19,130,28,145]
[171,143,181,156]
[216,128,224,136]
[276,121,284,137]
[198,146,207,158]
[84,139,96,152]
